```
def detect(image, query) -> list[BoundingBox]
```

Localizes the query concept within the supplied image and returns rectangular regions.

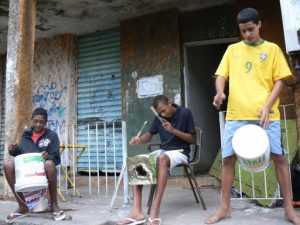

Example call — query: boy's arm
[45,133,61,165]
[8,143,21,157]
[162,110,196,144]
[213,76,227,109]
[130,132,152,145]
[169,127,196,144]
[259,79,284,128]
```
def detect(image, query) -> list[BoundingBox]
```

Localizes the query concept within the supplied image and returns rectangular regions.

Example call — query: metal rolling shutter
[77,29,122,172]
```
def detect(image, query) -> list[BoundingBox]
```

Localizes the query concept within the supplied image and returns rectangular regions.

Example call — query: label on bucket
[240,154,267,169]
[23,155,43,163]
[23,155,45,177]
[232,124,270,172]
[15,153,48,193]
[24,189,48,212]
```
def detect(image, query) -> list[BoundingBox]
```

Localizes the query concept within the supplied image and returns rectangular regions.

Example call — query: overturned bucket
[232,124,270,173]
[14,153,48,192]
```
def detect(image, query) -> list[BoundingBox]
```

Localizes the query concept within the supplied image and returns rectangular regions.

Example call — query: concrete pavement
[0,183,298,225]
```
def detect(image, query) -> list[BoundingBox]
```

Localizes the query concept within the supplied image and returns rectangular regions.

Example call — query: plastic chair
[146,127,206,215]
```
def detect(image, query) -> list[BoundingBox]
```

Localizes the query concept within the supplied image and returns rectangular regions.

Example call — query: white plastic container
[232,124,270,173]
[14,153,48,192]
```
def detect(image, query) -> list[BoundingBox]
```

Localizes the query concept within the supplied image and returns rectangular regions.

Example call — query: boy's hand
[258,106,272,128]
[129,136,140,145]
[213,93,226,109]
[41,151,48,160]
[8,143,18,152]
[162,120,175,133]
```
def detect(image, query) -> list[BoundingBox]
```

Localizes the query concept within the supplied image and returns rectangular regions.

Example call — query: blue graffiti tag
[48,103,66,117]
[32,81,67,134]
[47,119,65,132]
[32,82,67,108]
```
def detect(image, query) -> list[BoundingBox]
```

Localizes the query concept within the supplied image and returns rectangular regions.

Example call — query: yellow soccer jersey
[215,40,292,120]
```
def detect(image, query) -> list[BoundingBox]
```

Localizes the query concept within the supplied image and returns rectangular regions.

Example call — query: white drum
[232,124,270,173]
[14,153,48,192]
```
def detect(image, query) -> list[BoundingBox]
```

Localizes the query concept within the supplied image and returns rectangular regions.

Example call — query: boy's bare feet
[205,208,231,224]
[285,211,300,225]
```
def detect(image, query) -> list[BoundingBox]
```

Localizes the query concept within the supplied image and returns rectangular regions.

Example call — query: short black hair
[152,95,169,109]
[32,107,48,121]
[237,8,260,24]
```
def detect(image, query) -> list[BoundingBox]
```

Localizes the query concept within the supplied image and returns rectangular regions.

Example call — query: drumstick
[5,132,14,145]
[136,121,148,137]
[150,106,164,123]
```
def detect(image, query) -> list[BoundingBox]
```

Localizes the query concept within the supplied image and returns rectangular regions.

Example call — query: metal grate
[77,29,122,172]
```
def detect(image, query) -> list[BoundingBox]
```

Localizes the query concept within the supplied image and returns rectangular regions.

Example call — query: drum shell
[14,153,48,192]
[232,124,270,173]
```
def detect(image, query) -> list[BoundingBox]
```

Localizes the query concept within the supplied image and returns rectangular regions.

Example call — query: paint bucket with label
[232,124,270,173]
[23,189,48,212]
[14,153,48,192]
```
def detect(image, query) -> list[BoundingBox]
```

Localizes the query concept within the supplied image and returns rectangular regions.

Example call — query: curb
[0,220,39,225]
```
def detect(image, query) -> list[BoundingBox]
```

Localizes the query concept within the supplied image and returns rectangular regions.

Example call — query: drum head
[232,124,270,159]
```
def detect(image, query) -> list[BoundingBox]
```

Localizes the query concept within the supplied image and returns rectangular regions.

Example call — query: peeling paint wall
[0,54,4,128]
[4,0,36,197]
[121,10,181,157]
[5,0,36,146]
[0,54,5,173]
[33,34,77,143]
[180,3,238,43]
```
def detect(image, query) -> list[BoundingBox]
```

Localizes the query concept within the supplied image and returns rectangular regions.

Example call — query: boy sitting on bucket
[4,107,66,223]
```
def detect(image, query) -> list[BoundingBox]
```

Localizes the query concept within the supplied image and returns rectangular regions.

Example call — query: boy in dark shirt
[118,95,196,225]
[4,108,65,223]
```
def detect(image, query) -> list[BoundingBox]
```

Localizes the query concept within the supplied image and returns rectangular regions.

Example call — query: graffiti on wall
[32,81,67,134]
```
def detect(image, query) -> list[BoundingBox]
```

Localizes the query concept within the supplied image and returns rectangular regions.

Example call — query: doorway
[183,38,238,173]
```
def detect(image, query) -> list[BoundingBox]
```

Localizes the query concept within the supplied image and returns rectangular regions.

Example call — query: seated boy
[4,107,65,223]
[117,95,196,225]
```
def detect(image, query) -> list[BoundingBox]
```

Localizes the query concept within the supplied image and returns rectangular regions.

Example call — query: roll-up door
[77,29,122,172]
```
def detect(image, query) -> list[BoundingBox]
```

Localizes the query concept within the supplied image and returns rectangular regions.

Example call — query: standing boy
[206,8,300,224]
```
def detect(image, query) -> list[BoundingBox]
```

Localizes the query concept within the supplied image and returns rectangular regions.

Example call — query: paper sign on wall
[136,75,163,98]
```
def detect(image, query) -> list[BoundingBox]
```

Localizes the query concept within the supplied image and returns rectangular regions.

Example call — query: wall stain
[13,0,36,142]
[121,10,181,156]
[33,34,77,141]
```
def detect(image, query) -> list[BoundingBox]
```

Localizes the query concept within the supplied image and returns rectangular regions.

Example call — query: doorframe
[183,37,239,107]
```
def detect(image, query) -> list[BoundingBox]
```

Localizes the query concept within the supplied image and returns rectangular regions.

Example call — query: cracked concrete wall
[0,0,235,54]
[180,3,237,43]
[0,54,4,173]
[32,34,77,144]
[121,10,181,157]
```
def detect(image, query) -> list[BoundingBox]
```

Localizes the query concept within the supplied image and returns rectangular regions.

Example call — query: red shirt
[31,129,45,143]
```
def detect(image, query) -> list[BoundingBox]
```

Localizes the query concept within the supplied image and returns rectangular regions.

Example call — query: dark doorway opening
[184,39,237,173]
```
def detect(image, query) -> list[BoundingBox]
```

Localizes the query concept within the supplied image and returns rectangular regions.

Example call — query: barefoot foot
[286,212,300,225]
[205,209,231,224]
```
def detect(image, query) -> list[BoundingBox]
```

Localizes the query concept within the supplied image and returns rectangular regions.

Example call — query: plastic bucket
[127,150,161,185]
[23,189,48,212]
[232,124,270,173]
[14,153,48,192]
